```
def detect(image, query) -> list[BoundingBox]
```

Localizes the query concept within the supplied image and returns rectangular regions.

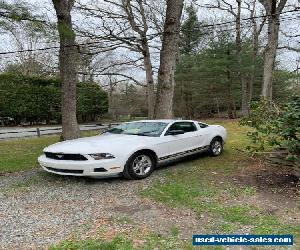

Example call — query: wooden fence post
[36,128,41,137]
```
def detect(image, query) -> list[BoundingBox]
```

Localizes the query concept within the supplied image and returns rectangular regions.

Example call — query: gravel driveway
[0,168,199,249]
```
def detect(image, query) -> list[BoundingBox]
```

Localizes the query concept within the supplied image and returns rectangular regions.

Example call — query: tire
[123,152,155,180]
[209,137,224,157]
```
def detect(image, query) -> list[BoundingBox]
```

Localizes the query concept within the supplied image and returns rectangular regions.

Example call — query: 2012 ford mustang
[38,120,227,179]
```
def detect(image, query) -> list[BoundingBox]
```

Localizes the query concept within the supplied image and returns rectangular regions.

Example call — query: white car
[38,120,227,180]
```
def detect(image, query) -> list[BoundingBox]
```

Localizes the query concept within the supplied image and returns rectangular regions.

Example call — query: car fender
[108,142,159,170]
[126,145,159,161]
[206,125,227,143]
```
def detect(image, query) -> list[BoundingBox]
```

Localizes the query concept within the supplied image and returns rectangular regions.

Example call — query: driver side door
[161,122,199,159]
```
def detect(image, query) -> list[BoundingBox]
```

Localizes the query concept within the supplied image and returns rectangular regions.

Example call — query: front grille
[45,152,87,161]
[45,167,83,174]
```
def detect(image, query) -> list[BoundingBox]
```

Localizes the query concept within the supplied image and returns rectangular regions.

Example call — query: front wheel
[209,137,224,156]
[123,152,155,180]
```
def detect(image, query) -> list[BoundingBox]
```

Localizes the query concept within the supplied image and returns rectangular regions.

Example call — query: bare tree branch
[278,46,300,52]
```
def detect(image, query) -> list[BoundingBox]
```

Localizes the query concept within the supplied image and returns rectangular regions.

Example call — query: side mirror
[166,130,185,136]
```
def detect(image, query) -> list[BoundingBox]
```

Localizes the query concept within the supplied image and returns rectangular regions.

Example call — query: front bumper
[38,155,124,177]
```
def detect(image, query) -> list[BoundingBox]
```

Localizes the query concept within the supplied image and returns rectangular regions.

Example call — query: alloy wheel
[132,155,152,176]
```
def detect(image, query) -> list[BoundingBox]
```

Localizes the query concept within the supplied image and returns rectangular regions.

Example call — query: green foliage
[240,96,300,162]
[0,73,61,124]
[180,4,203,54]
[0,73,108,124]
[175,33,297,118]
[77,83,108,122]
[273,70,300,101]
[175,36,263,117]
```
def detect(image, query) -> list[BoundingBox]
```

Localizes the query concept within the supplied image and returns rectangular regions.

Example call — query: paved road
[0,124,116,139]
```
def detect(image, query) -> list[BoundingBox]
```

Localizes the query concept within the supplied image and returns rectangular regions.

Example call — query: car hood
[43,133,154,154]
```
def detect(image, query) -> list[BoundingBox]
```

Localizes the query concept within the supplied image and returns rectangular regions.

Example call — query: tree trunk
[262,16,279,99]
[141,41,155,119]
[184,81,193,119]
[249,30,259,105]
[249,0,265,108]
[107,78,118,120]
[235,0,248,117]
[108,86,115,119]
[227,71,237,119]
[154,0,184,119]
[259,0,287,99]
[214,97,221,118]
[52,0,79,140]
[226,48,237,119]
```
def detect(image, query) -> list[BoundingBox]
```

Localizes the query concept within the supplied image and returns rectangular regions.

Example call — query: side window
[168,122,197,133]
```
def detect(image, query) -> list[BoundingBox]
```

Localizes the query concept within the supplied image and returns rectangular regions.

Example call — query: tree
[258,0,287,99]
[154,0,184,119]
[77,83,108,122]
[104,81,147,119]
[178,4,204,118]
[201,0,249,117]
[180,4,203,55]
[245,0,266,109]
[76,0,163,118]
[174,36,267,119]
[235,0,249,117]
[52,0,80,140]
[122,0,155,118]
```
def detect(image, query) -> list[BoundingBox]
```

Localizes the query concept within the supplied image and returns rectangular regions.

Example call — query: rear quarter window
[198,122,208,128]
[168,122,197,132]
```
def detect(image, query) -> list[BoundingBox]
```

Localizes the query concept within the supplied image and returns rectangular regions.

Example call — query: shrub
[0,73,108,124]
[240,96,300,174]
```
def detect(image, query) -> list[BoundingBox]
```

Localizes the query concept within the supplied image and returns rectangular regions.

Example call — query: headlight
[89,153,115,160]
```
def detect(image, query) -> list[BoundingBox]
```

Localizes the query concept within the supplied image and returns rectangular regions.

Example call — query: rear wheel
[123,152,155,180]
[209,137,223,156]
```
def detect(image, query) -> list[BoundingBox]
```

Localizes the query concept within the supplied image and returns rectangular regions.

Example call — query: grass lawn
[0,130,98,174]
[49,234,188,250]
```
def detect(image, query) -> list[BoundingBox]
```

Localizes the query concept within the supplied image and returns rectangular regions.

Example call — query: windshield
[106,122,168,137]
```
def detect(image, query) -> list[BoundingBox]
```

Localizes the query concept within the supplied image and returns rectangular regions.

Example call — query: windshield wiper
[106,128,124,134]
[129,130,159,136]
[125,133,150,136]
